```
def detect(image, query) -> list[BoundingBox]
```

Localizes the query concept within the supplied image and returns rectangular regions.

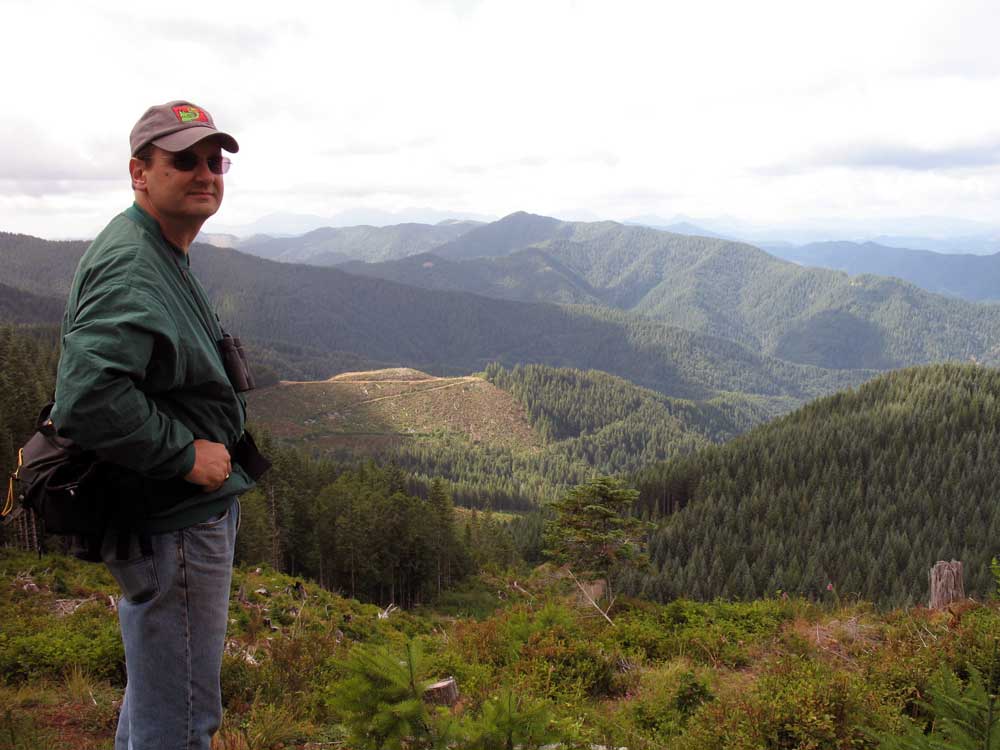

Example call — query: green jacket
[52,203,254,533]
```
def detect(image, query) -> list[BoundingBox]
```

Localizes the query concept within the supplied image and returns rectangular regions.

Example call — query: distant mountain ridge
[0,230,866,409]
[0,281,64,324]
[237,221,482,265]
[334,212,1000,370]
[764,240,1000,302]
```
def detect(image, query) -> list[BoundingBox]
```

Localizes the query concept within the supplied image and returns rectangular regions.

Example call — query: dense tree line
[379,363,772,509]
[0,326,57,491]
[0,326,500,607]
[0,326,58,550]
[484,362,775,444]
[624,364,1000,606]
[0,230,869,404]
[234,434,521,606]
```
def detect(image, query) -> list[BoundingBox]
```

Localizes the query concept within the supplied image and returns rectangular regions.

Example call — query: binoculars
[217,334,256,393]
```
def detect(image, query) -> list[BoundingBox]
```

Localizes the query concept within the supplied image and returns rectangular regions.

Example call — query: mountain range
[235,221,481,265]
[327,212,1000,370]
[763,240,1000,302]
[6,209,1000,414]
[0,228,865,409]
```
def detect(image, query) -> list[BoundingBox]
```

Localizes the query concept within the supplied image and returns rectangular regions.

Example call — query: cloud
[321,136,438,157]
[97,8,303,56]
[756,138,1000,175]
[447,151,617,176]
[274,181,463,200]
[0,119,122,193]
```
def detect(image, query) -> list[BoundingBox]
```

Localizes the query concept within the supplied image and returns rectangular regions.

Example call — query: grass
[3,546,999,749]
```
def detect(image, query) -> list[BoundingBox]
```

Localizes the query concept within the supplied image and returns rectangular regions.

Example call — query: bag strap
[3,448,24,517]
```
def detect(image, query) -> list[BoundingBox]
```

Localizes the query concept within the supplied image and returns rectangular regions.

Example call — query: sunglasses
[167,151,232,175]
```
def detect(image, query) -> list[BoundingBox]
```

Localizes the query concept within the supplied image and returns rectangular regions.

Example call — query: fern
[878,665,1000,749]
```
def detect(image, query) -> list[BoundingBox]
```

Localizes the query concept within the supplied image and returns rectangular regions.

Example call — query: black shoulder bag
[4,330,270,560]
[3,403,110,560]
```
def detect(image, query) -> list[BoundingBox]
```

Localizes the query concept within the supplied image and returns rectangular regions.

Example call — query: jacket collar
[124,203,190,267]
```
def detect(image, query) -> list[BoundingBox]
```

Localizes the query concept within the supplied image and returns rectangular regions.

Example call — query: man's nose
[192,157,215,180]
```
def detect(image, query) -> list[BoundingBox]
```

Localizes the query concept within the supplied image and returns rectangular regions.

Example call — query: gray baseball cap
[129,100,239,155]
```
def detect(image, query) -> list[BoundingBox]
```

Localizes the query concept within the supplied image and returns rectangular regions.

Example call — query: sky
[3,0,1000,240]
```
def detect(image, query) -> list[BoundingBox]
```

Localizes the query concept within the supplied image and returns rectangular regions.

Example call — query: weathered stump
[424,677,460,707]
[929,560,964,610]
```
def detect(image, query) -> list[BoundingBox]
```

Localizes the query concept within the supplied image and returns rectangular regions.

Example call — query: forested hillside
[237,220,479,265]
[628,364,1000,606]
[0,231,868,405]
[0,283,64,324]
[0,232,88,297]
[338,248,607,305]
[483,363,776,447]
[247,364,777,510]
[340,212,1000,370]
[0,327,56,486]
[767,240,1000,302]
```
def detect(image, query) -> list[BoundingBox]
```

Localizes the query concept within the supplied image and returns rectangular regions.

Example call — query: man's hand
[184,439,232,492]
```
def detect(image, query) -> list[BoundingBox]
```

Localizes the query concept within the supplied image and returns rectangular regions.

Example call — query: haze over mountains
[236,221,482,265]
[764,240,1000,302]
[5,209,1000,604]
[0,229,863,407]
[4,209,1000,419]
[303,211,1000,371]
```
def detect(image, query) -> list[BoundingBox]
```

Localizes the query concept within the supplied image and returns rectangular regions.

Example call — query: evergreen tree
[543,476,651,597]
[465,689,560,750]
[327,640,455,750]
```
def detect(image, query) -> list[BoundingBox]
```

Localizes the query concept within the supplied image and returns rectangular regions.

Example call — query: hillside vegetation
[3,548,999,749]
[769,240,1000,302]
[0,282,64,324]
[247,364,784,509]
[237,221,479,265]
[0,230,869,406]
[630,364,1000,606]
[341,211,1000,370]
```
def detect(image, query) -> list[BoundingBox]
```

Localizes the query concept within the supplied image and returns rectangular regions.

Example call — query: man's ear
[129,157,147,192]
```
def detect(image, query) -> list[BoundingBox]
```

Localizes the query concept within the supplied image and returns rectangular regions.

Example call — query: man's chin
[184,201,221,218]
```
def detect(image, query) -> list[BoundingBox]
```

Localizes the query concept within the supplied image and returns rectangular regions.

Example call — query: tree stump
[424,677,459,707]
[929,560,964,610]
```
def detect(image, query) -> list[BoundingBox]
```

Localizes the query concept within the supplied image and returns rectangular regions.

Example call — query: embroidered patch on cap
[172,105,209,124]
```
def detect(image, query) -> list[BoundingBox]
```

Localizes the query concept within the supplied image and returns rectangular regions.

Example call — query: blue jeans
[103,499,240,750]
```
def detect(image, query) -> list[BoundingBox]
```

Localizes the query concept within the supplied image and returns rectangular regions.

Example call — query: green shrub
[623,662,714,743]
[681,655,887,750]
[322,639,448,750]
[0,607,122,683]
[0,708,60,750]
[510,623,621,701]
[609,596,795,667]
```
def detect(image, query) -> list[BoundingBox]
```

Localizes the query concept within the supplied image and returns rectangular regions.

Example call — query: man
[52,101,254,749]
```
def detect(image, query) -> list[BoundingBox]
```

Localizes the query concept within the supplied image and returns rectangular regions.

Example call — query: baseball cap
[130,100,239,155]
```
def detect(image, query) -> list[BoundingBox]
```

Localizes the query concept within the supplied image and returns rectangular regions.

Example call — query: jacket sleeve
[53,282,197,480]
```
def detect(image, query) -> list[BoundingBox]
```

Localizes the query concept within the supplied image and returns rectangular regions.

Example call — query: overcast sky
[4,0,1000,239]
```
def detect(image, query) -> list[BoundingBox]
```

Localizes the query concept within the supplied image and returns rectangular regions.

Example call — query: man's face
[131,138,225,224]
